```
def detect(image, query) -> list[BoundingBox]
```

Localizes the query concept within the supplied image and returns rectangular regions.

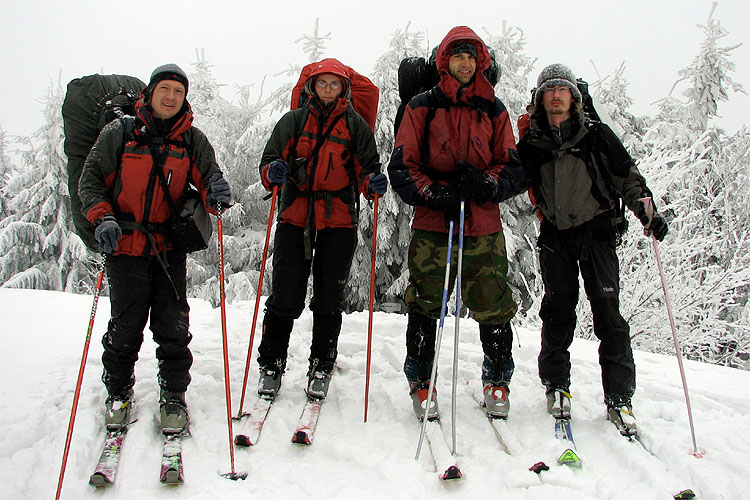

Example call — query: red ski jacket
[388,26,523,236]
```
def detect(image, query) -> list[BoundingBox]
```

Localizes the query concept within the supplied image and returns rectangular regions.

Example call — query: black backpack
[62,74,145,251]
[394,46,500,136]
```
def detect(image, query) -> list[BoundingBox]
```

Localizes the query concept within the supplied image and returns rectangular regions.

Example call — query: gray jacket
[517,114,650,230]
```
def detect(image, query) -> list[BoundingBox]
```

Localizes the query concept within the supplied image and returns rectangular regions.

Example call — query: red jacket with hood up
[388,26,523,236]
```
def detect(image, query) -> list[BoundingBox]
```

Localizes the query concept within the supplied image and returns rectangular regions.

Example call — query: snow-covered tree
[0,126,15,222]
[0,79,95,293]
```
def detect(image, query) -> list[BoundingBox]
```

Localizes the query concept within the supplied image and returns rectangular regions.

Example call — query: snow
[1,287,749,500]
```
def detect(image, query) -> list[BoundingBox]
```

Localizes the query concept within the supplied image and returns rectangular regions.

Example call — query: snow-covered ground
[1,288,748,500]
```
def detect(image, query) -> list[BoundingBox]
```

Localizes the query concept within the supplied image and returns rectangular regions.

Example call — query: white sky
[1,0,747,137]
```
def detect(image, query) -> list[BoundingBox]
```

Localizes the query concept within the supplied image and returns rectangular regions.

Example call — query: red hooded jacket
[388,26,523,236]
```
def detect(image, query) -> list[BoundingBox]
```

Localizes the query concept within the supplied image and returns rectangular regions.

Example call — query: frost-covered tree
[0,126,15,221]
[0,80,95,293]
[343,24,429,312]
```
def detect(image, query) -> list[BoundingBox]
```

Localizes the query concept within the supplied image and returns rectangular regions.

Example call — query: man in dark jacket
[388,27,525,420]
[256,58,386,401]
[79,63,232,434]
[516,63,668,434]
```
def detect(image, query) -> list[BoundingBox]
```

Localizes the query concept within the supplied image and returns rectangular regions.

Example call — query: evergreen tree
[343,23,428,312]
[0,80,95,292]
[0,126,15,222]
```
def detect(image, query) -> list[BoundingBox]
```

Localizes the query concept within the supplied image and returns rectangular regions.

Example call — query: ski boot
[409,382,439,421]
[605,395,637,436]
[160,390,188,435]
[483,383,510,419]
[546,386,572,419]
[305,370,332,400]
[105,388,134,430]
[258,367,283,399]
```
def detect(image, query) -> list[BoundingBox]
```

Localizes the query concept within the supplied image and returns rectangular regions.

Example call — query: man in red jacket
[388,27,525,420]
[80,64,232,434]
[255,58,386,401]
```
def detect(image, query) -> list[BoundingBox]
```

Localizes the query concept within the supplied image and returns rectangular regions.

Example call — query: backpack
[394,46,500,136]
[290,61,380,132]
[62,74,145,251]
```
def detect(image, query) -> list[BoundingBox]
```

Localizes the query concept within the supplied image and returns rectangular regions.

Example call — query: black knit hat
[450,40,478,59]
[534,63,582,104]
[148,63,189,96]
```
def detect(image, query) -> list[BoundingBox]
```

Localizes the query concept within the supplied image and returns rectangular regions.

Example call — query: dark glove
[458,163,497,204]
[268,160,288,184]
[368,172,388,195]
[95,215,122,254]
[423,183,462,221]
[645,211,668,241]
[206,172,232,207]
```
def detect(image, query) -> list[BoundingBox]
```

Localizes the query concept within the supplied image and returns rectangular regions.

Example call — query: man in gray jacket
[516,63,668,435]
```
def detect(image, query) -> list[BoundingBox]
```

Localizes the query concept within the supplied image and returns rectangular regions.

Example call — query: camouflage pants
[405,229,517,324]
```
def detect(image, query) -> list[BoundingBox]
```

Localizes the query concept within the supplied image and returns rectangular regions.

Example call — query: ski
[89,428,127,487]
[554,417,582,467]
[423,420,462,480]
[481,404,512,455]
[291,398,323,445]
[160,433,184,484]
[234,396,274,447]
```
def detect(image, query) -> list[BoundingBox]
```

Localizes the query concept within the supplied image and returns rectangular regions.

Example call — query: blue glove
[268,160,288,184]
[95,215,122,254]
[368,172,388,195]
[206,172,232,207]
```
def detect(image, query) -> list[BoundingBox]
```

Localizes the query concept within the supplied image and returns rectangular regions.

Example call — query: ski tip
[89,472,113,487]
[557,448,582,467]
[160,469,184,485]
[234,434,253,447]
[674,489,696,499]
[529,461,550,474]
[291,430,312,445]
[441,465,463,480]
[221,471,248,481]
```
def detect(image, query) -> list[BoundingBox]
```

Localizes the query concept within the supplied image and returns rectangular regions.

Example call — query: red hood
[306,58,352,85]
[436,26,495,102]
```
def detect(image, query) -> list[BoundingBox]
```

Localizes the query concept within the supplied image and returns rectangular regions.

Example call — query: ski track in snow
[0,288,748,499]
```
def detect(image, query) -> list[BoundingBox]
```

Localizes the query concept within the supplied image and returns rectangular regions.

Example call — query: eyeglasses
[315,79,342,91]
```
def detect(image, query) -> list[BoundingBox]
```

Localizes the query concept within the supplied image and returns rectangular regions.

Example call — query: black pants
[258,223,357,372]
[101,252,192,395]
[537,218,634,398]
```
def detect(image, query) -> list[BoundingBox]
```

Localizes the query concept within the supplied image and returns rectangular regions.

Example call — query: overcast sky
[1,0,747,138]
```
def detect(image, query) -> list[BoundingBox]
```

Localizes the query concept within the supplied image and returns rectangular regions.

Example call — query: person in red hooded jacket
[388,27,525,420]
[79,64,232,435]
[255,58,386,401]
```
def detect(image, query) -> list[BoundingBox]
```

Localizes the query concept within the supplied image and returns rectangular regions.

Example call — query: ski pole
[641,197,703,458]
[451,200,465,454]
[216,210,247,480]
[236,185,278,418]
[364,194,380,422]
[55,265,105,500]
[416,220,455,460]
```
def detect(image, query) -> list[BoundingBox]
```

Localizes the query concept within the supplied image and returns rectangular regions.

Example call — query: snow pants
[101,252,192,396]
[403,229,517,385]
[537,216,635,398]
[257,223,357,374]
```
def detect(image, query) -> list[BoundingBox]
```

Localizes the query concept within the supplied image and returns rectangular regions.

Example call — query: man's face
[448,52,476,85]
[542,86,573,117]
[314,74,343,104]
[150,80,186,119]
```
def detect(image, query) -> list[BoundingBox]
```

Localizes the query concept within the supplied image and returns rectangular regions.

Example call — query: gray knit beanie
[534,63,581,104]
[148,63,189,96]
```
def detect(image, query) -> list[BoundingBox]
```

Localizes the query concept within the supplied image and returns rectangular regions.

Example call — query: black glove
[368,172,388,195]
[458,163,497,204]
[423,183,462,221]
[95,215,122,254]
[206,172,232,207]
[645,212,668,241]
[268,159,288,184]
